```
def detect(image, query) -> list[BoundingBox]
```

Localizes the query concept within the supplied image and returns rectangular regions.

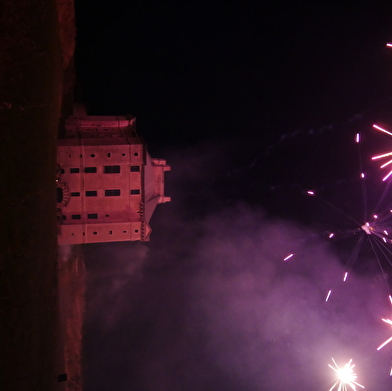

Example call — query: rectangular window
[130,189,140,195]
[130,165,140,172]
[104,165,120,174]
[84,167,97,173]
[71,214,81,220]
[71,192,80,197]
[87,213,98,219]
[86,191,97,197]
[70,168,80,173]
[105,189,121,196]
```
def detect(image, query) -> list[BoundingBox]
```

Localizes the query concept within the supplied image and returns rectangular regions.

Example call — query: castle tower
[56,106,170,245]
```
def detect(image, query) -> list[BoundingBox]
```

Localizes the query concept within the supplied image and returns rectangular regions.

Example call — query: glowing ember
[325,289,332,302]
[328,358,364,391]
[283,253,294,262]
[307,190,315,196]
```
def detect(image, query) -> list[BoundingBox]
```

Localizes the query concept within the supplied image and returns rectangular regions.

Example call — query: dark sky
[75,2,392,390]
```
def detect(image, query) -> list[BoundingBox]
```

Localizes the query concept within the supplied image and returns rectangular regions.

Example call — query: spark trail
[371,124,392,181]
[283,132,392,304]
[377,317,392,376]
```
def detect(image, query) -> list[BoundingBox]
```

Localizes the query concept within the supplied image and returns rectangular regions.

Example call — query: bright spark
[325,289,332,302]
[372,124,392,181]
[283,253,294,261]
[307,190,315,196]
[328,358,364,391]
[343,272,349,282]
[377,318,392,351]
[386,43,392,48]
[356,133,360,143]
[373,124,392,136]
[328,233,335,239]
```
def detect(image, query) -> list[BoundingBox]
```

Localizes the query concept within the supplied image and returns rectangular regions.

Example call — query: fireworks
[328,358,364,391]
[283,253,294,261]
[377,318,392,351]
[371,124,392,181]
[376,318,392,376]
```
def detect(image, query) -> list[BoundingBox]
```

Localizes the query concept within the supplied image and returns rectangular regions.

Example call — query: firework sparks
[283,253,294,261]
[377,318,392,351]
[371,124,392,181]
[325,289,332,302]
[377,318,392,376]
[328,358,364,391]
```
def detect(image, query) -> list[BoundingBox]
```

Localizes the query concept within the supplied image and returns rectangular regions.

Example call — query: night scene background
[74,2,392,390]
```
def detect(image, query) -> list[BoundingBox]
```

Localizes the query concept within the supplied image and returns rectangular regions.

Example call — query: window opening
[104,165,120,173]
[105,189,121,196]
[86,191,97,197]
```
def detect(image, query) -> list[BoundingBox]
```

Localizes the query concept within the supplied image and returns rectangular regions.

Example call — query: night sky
[75,2,392,390]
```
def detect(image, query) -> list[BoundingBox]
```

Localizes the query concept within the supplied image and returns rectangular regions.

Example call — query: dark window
[84,167,97,173]
[109,230,113,234]
[130,189,140,195]
[122,153,126,156]
[130,165,140,172]
[57,188,63,202]
[105,189,121,196]
[86,191,97,197]
[90,153,95,157]
[60,169,65,174]
[62,215,67,220]
[87,213,98,219]
[58,374,68,382]
[71,192,80,197]
[70,168,80,173]
[135,229,139,233]
[107,153,111,157]
[93,231,97,235]
[104,165,120,173]
[71,214,81,220]
[133,152,139,156]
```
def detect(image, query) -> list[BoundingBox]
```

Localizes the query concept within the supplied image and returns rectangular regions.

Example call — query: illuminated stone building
[56,105,170,245]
